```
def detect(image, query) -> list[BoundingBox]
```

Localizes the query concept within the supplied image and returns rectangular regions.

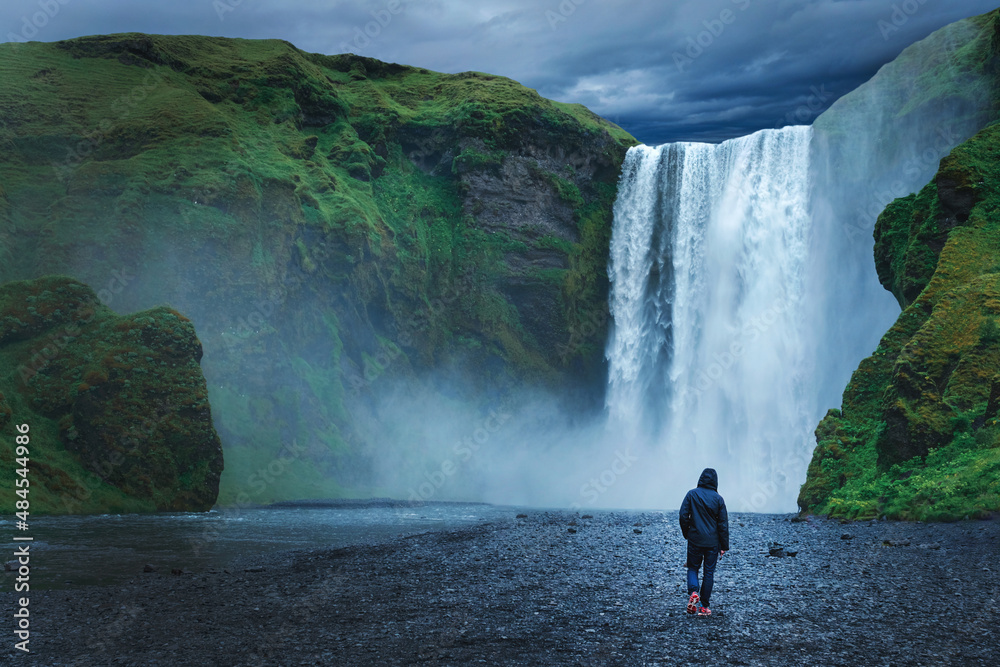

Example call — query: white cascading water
[606,126,815,511]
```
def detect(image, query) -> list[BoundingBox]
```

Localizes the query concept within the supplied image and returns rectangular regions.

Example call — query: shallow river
[2,502,510,588]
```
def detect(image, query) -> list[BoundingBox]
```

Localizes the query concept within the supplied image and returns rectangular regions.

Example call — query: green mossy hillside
[0,34,637,508]
[0,276,223,514]
[799,122,1000,520]
[814,8,1000,165]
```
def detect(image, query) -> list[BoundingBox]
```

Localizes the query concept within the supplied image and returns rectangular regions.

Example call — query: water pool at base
[2,502,512,589]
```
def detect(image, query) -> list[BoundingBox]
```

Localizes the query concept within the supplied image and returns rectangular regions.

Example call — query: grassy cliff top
[0,31,635,153]
[0,32,636,269]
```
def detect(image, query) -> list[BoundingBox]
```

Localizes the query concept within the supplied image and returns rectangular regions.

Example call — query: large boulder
[0,275,223,513]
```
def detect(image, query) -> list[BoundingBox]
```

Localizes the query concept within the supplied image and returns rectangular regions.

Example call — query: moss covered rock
[800,122,1000,521]
[0,276,223,514]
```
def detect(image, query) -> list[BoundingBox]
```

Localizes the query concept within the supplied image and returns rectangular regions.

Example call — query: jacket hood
[697,468,718,491]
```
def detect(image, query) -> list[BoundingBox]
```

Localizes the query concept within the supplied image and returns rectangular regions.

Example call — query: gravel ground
[3,511,998,666]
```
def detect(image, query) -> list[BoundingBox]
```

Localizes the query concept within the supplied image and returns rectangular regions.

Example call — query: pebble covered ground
[3,511,998,665]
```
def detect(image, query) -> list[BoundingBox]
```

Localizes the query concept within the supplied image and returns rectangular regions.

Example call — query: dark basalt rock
[17,511,1000,664]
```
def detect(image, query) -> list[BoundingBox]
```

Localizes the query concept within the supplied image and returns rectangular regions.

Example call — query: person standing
[679,468,729,616]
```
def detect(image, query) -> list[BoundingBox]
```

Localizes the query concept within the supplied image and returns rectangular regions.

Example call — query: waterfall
[606,126,814,512]
[600,15,993,514]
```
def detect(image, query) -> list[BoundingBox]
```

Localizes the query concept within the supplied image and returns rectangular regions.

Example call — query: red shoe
[697,606,712,616]
[686,592,700,615]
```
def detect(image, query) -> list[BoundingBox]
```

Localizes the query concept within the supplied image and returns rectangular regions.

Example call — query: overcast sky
[2,0,997,144]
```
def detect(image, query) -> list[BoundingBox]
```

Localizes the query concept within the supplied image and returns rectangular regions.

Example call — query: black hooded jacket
[679,468,730,551]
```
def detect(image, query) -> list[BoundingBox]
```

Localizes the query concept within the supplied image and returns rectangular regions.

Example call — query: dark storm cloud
[1,0,997,144]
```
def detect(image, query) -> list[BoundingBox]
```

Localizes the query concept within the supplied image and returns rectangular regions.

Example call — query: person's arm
[717,497,730,553]
[679,492,692,539]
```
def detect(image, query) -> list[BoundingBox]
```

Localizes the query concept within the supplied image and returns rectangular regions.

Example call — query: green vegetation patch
[0,275,223,514]
[801,121,1000,520]
[0,33,637,509]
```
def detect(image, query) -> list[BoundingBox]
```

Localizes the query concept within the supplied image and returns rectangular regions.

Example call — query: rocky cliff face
[0,34,636,507]
[799,121,1000,520]
[0,276,223,513]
